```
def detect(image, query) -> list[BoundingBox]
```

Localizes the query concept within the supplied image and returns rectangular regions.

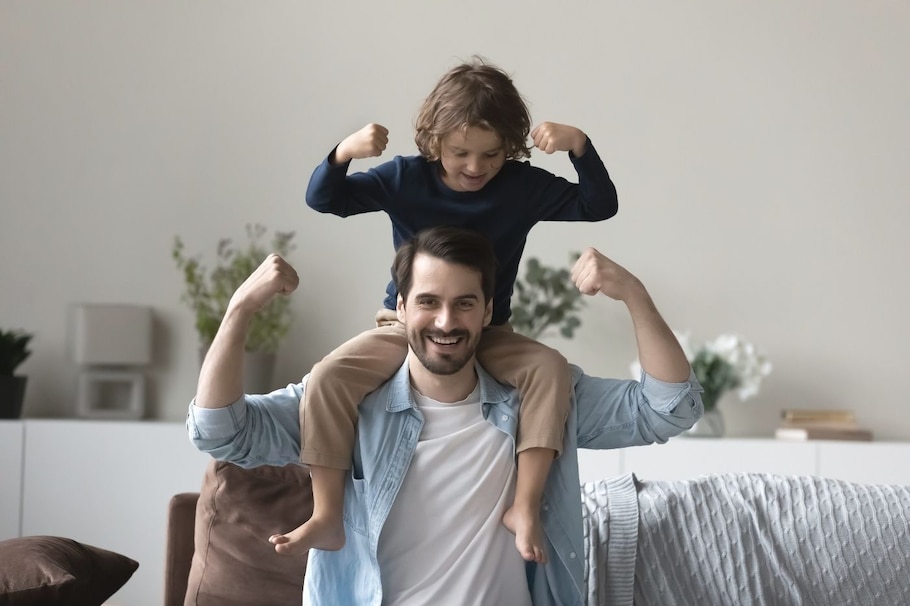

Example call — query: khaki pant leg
[300,310,406,469]
[477,325,570,455]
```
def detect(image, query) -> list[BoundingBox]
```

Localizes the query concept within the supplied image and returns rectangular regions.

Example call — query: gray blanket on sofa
[581,472,910,606]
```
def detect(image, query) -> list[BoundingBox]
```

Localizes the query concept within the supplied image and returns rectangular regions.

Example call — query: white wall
[2,1,909,439]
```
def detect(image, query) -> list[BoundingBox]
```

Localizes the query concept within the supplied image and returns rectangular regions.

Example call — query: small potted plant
[0,329,34,419]
[509,252,585,340]
[172,224,296,392]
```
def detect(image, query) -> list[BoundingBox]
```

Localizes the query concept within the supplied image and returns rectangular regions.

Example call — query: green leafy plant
[172,224,296,352]
[0,329,34,375]
[509,253,585,340]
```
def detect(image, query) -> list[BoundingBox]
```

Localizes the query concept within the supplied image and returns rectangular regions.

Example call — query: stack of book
[774,409,873,441]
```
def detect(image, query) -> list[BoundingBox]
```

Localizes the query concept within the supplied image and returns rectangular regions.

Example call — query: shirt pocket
[343,475,370,536]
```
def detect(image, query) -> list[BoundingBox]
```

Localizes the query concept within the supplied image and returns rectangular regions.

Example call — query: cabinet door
[622,438,818,481]
[0,421,23,540]
[817,441,910,485]
[21,420,211,606]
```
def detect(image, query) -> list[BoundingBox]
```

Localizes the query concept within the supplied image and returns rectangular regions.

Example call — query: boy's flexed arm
[331,122,389,165]
[195,254,299,409]
[531,122,588,158]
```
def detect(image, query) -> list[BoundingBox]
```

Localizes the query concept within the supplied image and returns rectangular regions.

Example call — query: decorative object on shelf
[69,304,154,419]
[172,224,296,393]
[774,408,873,442]
[510,252,584,340]
[631,330,772,438]
[0,329,33,419]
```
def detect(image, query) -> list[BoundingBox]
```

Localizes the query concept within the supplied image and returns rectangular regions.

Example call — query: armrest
[165,492,200,606]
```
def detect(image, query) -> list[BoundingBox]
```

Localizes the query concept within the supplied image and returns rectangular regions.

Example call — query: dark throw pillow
[0,535,138,606]
[184,459,314,606]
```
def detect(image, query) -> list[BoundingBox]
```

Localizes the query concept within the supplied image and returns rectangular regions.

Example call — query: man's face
[437,126,506,192]
[397,252,492,375]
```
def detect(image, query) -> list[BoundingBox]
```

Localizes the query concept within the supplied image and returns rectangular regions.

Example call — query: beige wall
[2,1,908,439]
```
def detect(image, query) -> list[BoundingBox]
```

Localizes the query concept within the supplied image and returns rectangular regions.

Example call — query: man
[187,226,703,605]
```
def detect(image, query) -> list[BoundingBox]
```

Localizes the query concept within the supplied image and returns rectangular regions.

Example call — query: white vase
[682,409,725,438]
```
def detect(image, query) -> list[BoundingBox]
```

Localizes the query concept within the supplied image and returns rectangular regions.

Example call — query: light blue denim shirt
[187,361,703,606]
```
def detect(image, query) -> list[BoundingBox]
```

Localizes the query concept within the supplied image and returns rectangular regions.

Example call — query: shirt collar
[384,357,512,413]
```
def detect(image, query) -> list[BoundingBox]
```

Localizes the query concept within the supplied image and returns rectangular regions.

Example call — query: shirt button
[501,414,509,422]
[569,552,576,559]
[542,504,549,511]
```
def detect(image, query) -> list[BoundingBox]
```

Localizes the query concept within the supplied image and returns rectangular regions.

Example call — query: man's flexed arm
[571,247,690,383]
[195,254,299,409]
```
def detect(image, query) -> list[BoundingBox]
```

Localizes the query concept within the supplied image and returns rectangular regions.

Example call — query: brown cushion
[0,535,138,606]
[184,459,314,606]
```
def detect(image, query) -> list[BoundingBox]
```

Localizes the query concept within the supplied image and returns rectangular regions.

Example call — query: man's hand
[333,123,390,165]
[530,122,587,157]
[226,253,299,321]
[570,247,644,301]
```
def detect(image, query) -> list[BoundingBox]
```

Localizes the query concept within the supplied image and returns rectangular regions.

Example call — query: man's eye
[458,301,475,310]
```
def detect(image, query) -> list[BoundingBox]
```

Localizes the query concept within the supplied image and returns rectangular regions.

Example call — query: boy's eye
[484,151,501,158]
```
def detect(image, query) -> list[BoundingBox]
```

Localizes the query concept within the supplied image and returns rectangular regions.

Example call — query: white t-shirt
[377,385,532,606]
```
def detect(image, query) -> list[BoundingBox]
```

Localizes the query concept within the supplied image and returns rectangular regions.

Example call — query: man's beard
[407,327,480,376]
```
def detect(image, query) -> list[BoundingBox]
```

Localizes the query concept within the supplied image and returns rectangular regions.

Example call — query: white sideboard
[578,437,910,485]
[0,421,24,541]
[1,419,210,606]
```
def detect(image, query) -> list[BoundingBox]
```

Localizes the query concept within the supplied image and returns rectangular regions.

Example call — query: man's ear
[483,298,493,328]
[396,294,406,324]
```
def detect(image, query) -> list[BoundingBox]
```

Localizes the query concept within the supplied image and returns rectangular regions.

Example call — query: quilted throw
[581,472,910,606]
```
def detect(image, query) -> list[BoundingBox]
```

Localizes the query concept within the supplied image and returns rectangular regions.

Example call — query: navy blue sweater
[305,138,618,326]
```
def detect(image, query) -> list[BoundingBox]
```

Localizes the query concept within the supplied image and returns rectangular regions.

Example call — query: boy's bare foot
[503,505,547,564]
[268,515,345,555]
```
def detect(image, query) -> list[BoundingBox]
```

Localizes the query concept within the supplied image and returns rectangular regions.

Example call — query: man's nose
[435,306,455,330]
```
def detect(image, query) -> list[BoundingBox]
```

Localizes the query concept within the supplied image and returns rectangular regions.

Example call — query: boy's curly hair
[414,56,532,161]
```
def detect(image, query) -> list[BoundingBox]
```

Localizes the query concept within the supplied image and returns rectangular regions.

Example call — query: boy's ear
[396,294,406,324]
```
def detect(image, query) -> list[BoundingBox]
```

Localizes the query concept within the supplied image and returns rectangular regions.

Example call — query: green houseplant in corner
[172,224,296,392]
[0,329,34,419]
[509,252,585,340]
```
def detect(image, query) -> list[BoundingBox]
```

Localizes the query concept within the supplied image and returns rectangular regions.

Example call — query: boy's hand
[530,122,587,157]
[333,123,390,164]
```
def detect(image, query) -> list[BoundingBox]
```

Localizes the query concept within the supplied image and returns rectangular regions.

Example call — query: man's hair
[414,56,532,161]
[393,226,497,303]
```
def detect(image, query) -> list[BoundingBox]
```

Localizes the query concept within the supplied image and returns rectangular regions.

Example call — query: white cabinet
[0,421,24,541]
[578,438,910,484]
[4,420,210,606]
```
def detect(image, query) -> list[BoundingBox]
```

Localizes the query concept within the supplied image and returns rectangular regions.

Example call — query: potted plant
[509,252,585,340]
[172,224,296,392]
[0,329,33,419]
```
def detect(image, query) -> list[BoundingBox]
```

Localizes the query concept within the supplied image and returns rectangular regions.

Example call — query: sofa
[166,462,910,606]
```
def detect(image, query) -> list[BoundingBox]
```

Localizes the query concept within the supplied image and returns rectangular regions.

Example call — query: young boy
[270,57,618,564]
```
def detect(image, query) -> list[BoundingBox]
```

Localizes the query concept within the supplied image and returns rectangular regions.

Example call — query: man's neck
[407,355,480,403]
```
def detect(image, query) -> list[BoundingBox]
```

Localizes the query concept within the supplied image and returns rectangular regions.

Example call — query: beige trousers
[299,309,570,469]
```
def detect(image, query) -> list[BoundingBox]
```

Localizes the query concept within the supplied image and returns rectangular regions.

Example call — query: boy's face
[437,126,506,192]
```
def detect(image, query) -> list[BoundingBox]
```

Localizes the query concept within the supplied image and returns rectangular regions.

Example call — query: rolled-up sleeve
[573,366,704,450]
[186,381,306,468]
